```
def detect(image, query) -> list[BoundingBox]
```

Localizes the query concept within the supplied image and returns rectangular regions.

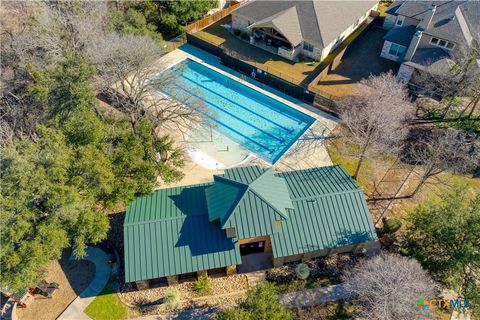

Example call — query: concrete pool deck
[152,44,338,187]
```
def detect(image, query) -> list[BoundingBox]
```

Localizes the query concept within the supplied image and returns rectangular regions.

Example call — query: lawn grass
[426,110,480,133]
[378,1,392,17]
[84,280,128,320]
[327,133,396,195]
[327,128,480,222]
[196,18,319,84]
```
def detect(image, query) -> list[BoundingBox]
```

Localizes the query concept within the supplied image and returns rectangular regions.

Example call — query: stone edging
[116,289,247,309]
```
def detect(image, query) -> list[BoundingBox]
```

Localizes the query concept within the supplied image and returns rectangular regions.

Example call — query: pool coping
[151,44,338,169]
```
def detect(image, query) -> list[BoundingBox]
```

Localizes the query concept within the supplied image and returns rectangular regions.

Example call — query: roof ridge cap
[248,187,289,220]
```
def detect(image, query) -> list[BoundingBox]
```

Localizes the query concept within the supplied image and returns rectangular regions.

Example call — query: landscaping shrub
[383,218,402,234]
[164,289,181,309]
[192,276,210,295]
[240,32,249,40]
[217,282,293,320]
[233,29,241,36]
[295,263,310,280]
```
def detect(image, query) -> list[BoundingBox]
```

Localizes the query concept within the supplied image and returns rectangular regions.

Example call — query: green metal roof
[206,167,293,239]
[206,176,246,222]
[124,184,241,283]
[123,165,376,282]
[271,165,377,258]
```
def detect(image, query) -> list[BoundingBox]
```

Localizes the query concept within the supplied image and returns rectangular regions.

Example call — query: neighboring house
[124,165,377,289]
[381,1,480,81]
[231,0,379,61]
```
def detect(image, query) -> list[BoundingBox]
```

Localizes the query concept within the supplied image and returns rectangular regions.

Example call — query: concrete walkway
[58,247,111,320]
[278,284,351,309]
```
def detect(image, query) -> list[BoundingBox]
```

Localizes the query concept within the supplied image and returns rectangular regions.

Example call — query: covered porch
[249,27,302,61]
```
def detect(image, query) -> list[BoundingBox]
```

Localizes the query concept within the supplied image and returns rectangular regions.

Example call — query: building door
[240,241,265,255]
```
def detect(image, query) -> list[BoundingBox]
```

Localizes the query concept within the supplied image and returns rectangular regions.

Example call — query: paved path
[58,247,111,320]
[278,284,351,309]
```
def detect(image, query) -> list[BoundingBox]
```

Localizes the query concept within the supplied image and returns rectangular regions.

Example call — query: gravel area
[16,251,95,320]
[266,254,362,284]
[120,275,248,316]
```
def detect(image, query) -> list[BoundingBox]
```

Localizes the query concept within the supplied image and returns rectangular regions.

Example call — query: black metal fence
[186,33,316,104]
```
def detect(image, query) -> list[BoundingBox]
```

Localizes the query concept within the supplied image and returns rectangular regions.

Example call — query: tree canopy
[114,0,217,36]
[342,253,437,320]
[216,282,292,320]
[404,190,480,317]
[1,46,184,291]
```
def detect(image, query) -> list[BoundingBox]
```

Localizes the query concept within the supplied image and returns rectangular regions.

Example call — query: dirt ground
[17,251,95,320]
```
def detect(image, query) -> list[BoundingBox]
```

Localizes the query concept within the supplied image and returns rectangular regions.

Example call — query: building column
[273,257,284,267]
[327,248,338,256]
[166,275,178,285]
[135,280,150,290]
[226,265,237,275]
[197,270,208,278]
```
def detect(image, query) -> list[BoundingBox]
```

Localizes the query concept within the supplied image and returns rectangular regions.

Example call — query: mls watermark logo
[418,297,471,311]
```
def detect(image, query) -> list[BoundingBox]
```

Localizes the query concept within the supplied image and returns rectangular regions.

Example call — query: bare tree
[1,1,208,138]
[338,72,413,180]
[413,41,480,120]
[405,129,479,196]
[86,33,209,134]
[0,1,109,140]
[342,253,437,320]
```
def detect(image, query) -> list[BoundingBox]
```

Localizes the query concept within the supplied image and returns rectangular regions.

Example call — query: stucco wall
[396,63,415,81]
[416,32,458,55]
[232,15,251,35]
[272,241,376,267]
[383,13,397,29]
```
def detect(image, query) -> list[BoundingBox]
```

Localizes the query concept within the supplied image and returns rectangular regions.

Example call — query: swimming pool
[153,59,315,164]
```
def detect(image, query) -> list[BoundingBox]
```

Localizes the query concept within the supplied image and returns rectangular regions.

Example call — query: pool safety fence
[186,33,326,108]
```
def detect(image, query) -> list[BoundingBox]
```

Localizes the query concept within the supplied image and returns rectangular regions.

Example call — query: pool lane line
[187,60,307,125]
[178,73,294,134]
[159,87,276,154]
[164,82,285,143]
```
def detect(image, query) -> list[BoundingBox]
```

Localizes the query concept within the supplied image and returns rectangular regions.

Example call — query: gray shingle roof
[387,1,480,45]
[410,47,451,66]
[384,25,417,46]
[233,0,378,49]
[249,6,303,47]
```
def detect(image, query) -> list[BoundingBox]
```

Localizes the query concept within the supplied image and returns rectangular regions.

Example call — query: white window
[395,15,405,26]
[430,37,455,50]
[388,43,407,57]
[303,42,314,52]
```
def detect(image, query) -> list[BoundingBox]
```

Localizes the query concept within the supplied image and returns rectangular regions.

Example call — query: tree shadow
[58,249,96,297]
[299,230,376,253]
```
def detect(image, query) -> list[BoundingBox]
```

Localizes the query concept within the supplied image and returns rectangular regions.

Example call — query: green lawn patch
[84,280,127,320]
[426,110,480,133]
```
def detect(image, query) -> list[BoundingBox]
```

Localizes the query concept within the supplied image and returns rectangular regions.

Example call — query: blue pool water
[153,59,315,164]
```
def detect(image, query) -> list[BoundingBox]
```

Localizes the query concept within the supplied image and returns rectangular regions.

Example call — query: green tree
[404,190,480,317]
[127,0,217,35]
[108,8,162,42]
[28,53,96,119]
[0,126,109,291]
[216,282,292,320]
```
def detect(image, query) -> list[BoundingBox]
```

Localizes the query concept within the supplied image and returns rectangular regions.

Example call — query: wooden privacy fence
[186,3,241,33]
